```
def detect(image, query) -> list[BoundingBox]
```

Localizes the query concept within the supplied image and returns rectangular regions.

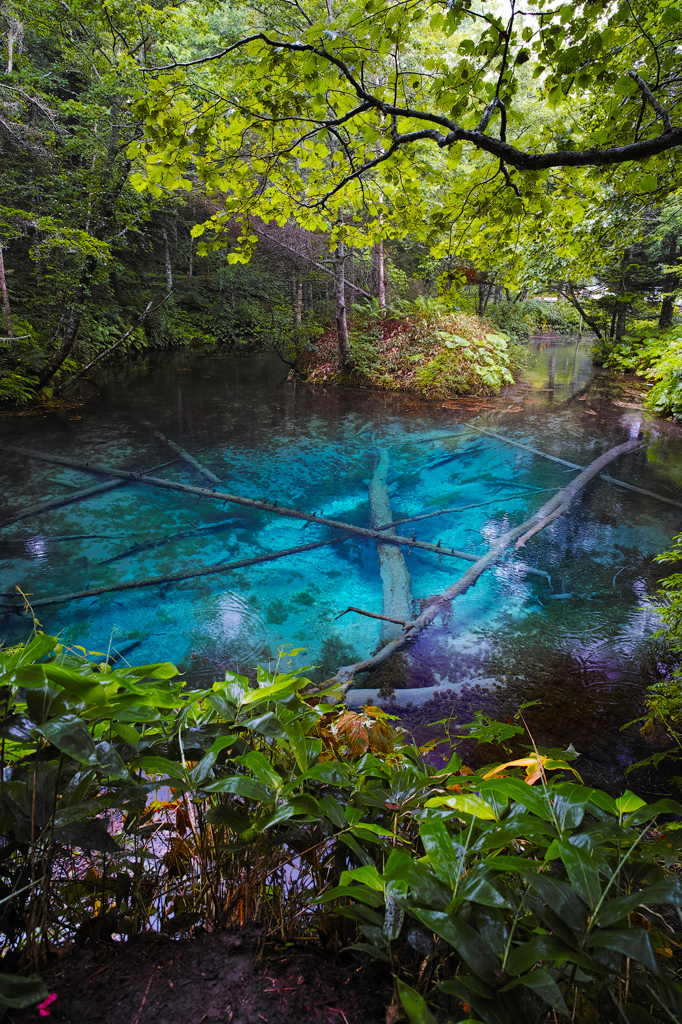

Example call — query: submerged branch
[1,539,340,609]
[335,606,415,627]
[0,445,479,563]
[142,421,221,485]
[323,438,640,692]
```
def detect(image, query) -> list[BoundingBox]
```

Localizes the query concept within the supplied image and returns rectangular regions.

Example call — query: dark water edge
[1,336,682,790]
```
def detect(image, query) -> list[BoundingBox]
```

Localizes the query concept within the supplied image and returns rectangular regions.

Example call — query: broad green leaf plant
[1,633,682,1021]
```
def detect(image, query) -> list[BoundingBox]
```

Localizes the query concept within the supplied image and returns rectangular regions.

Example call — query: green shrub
[2,633,682,1021]
[598,326,682,420]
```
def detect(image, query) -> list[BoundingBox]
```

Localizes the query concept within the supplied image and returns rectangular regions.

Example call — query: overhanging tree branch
[142,35,682,171]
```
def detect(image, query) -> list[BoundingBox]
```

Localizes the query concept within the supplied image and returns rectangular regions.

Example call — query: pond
[1,337,681,779]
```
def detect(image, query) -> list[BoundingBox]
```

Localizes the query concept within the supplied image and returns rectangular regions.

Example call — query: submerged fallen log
[0,539,339,610]
[369,448,413,641]
[467,425,682,511]
[0,454,188,529]
[376,487,558,530]
[0,445,479,564]
[99,518,246,565]
[326,437,640,692]
[142,422,221,485]
[0,479,125,527]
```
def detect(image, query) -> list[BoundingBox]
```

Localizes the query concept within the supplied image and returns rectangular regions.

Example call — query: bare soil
[9,929,391,1024]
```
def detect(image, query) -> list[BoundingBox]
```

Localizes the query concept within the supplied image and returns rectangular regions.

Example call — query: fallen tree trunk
[0,479,125,527]
[0,445,478,563]
[142,422,221,485]
[369,448,412,641]
[0,454,188,529]
[377,487,558,530]
[467,425,682,511]
[55,294,171,395]
[0,539,339,610]
[325,438,640,692]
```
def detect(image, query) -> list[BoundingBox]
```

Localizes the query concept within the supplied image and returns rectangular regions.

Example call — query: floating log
[1,539,339,610]
[467,425,682,510]
[325,438,641,692]
[369,447,413,641]
[0,445,479,563]
[142,422,221,485]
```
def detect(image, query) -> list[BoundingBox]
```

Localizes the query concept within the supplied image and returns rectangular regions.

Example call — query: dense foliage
[2,0,682,404]
[599,326,682,419]
[2,633,682,1022]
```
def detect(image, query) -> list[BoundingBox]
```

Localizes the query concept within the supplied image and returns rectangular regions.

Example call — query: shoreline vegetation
[2,631,682,1024]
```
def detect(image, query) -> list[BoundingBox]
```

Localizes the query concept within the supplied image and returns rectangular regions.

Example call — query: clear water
[1,339,681,711]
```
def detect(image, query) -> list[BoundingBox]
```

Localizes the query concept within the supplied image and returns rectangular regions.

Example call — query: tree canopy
[130,0,682,262]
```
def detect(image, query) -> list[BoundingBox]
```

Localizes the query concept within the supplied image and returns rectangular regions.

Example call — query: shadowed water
[1,339,681,750]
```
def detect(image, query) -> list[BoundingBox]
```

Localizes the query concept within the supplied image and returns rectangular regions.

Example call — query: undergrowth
[1,632,682,1022]
[596,324,682,420]
[299,297,523,398]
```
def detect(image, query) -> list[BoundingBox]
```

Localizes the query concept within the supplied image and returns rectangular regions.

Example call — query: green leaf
[597,877,682,927]
[525,874,588,933]
[0,974,48,1009]
[235,751,283,790]
[384,879,406,940]
[420,818,462,888]
[38,715,98,765]
[411,909,499,982]
[457,864,509,908]
[500,969,568,1013]
[202,775,271,802]
[284,718,308,772]
[133,755,186,780]
[586,928,659,973]
[425,792,497,819]
[615,791,647,815]
[557,840,601,908]
[397,980,438,1024]
[505,934,596,976]
[240,675,307,706]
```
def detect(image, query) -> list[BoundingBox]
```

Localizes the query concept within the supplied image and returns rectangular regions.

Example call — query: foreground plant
[1,634,681,1022]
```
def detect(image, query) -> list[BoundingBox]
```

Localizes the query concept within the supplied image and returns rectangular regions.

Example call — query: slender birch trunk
[0,248,13,338]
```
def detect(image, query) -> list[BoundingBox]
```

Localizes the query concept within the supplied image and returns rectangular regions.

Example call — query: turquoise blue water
[1,341,681,703]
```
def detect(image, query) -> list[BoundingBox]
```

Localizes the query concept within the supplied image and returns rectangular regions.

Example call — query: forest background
[0,0,681,410]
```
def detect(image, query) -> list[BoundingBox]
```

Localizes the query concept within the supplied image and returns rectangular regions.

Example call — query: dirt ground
[9,929,392,1024]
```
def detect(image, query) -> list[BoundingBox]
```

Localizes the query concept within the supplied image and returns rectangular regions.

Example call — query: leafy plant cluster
[598,326,682,420]
[2,634,682,1022]
[303,297,519,397]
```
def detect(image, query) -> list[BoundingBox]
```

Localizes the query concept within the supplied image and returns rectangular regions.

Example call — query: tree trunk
[377,240,386,309]
[0,248,13,338]
[478,274,495,315]
[334,244,351,367]
[659,231,678,329]
[614,298,628,343]
[37,302,82,386]
[162,227,173,291]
